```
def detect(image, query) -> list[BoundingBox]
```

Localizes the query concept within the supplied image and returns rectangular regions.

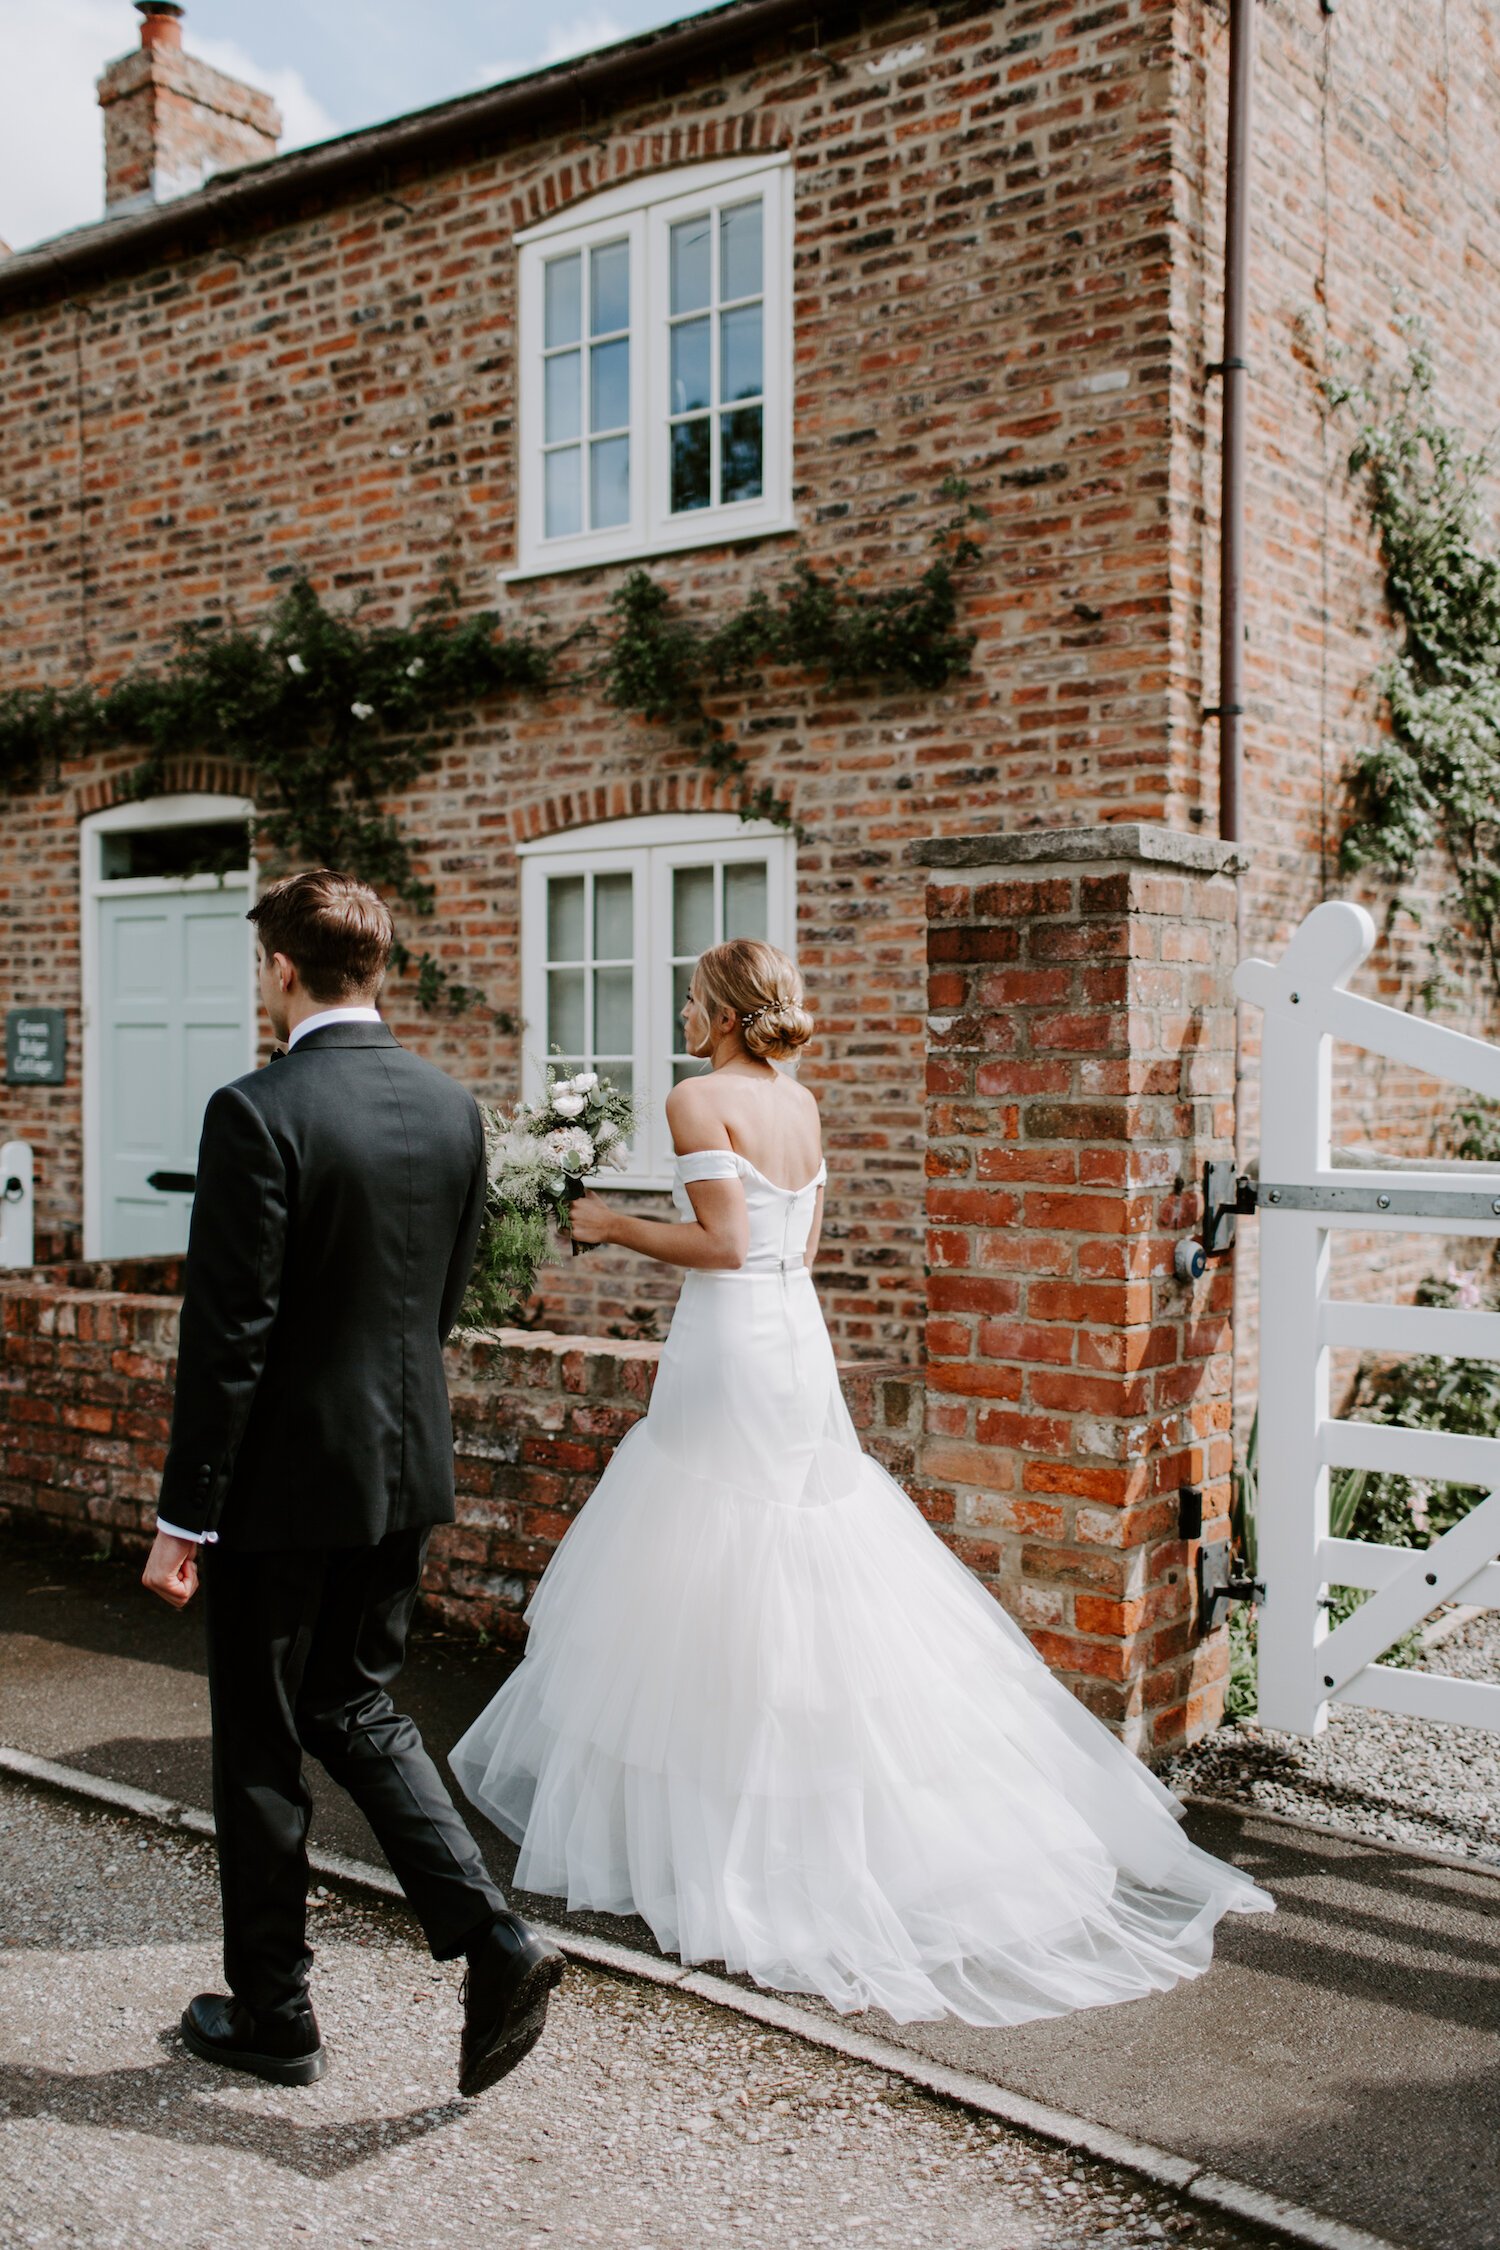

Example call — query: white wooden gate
[1235,901,1500,1735]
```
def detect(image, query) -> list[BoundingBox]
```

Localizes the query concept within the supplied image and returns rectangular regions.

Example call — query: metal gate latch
[1196,1535,1266,1633]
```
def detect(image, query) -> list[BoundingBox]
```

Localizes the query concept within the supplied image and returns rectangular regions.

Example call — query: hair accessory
[741,1006,772,1028]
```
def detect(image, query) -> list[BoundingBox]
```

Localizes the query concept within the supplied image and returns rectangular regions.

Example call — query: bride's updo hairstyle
[695,939,814,1062]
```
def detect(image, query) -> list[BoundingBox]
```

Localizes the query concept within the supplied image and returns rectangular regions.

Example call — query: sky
[0,0,705,253]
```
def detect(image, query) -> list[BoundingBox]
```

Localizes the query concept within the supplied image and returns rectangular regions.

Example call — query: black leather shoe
[459,1914,565,2097]
[180,1992,327,2086]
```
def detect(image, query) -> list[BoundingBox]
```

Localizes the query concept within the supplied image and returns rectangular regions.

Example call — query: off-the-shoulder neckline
[677,1149,826,1196]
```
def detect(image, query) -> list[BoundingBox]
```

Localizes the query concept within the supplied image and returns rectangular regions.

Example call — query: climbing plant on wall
[1330,322,1500,1156]
[0,577,552,1019]
[1331,325,1500,1000]
[599,477,987,837]
[0,482,986,1016]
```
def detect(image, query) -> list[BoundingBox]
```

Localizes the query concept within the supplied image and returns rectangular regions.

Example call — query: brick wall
[1175,0,1500,1399]
[0,0,1187,1362]
[0,1268,921,1652]
[916,826,1241,1755]
[5,0,1493,1414]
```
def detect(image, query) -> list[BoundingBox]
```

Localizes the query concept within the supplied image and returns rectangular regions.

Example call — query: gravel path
[1165,1607,1500,1866]
[0,1781,1291,2250]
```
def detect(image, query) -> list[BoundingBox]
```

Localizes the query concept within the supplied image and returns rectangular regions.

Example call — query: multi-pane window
[542,866,636,1100]
[669,858,769,1084]
[542,239,631,539]
[515,157,792,577]
[519,816,795,1184]
[668,199,765,514]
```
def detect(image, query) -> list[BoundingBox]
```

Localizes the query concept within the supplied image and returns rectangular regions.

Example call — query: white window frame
[79,793,257,1259]
[518,812,796,1187]
[511,154,795,580]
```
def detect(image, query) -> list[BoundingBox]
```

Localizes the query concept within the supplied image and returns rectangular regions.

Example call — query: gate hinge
[1251,1179,1500,1223]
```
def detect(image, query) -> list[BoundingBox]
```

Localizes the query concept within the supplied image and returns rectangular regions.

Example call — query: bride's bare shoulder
[665,1074,732,1148]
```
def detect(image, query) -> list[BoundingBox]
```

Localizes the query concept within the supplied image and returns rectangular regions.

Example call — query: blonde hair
[693,939,814,1062]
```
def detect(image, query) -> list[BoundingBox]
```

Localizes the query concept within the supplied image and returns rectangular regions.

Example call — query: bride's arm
[568,1085,749,1271]
[571,1179,746,1270]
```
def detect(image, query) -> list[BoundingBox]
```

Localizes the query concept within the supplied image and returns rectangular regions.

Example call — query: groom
[141,867,563,2095]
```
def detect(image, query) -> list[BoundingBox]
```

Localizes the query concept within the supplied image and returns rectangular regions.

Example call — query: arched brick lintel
[503,768,788,844]
[512,111,794,234]
[68,761,260,822]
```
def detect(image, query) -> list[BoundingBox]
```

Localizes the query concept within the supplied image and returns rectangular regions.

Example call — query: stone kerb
[913,826,1245,1755]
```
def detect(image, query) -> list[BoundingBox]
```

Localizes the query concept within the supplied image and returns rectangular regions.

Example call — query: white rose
[351,701,375,720]
[552,1092,586,1118]
[604,1140,631,1170]
[595,1120,619,1147]
[286,653,306,676]
[571,1071,599,1092]
[406,657,425,678]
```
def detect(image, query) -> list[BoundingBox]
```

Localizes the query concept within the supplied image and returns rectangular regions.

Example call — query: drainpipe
[1213,0,1255,1515]
[1214,0,1254,842]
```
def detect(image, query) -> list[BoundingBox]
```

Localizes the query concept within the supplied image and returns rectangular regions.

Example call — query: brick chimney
[97,3,281,216]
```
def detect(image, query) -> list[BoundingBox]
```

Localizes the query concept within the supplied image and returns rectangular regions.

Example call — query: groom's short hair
[248,869,394,1001]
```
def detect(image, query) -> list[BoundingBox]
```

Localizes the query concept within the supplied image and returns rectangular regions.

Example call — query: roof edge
[0,0,839,312]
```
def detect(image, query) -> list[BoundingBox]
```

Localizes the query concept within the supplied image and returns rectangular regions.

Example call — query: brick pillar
[915,826,1245,1757]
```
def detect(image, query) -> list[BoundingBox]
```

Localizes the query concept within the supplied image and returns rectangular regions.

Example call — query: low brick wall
[0,1274,922,1654]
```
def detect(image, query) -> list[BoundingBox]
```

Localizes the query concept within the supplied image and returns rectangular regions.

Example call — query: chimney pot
[136,2,185,49]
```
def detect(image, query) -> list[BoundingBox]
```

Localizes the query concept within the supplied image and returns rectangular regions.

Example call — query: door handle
[146,1169,197,1194]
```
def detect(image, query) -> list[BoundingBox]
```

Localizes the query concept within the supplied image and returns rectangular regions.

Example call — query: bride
[450,941,1272,2025]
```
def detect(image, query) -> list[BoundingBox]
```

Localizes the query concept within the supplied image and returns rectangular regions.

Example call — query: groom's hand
[143,1530,201,1610]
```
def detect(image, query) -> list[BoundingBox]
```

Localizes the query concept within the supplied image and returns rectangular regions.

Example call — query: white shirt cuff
[157,1519,218,1544]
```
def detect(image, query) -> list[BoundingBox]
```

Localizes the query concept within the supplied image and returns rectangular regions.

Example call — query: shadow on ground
[0,2040,464,2180]
[5,1527,1499,2250]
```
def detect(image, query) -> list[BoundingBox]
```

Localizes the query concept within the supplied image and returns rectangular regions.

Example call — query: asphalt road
[4,1530,1498,2250]
[1,1782,1276,2250]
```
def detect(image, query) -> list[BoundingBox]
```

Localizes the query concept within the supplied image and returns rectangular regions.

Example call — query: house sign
[5,1009,67,1085]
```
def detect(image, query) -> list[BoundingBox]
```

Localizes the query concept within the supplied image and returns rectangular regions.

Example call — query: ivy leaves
[1332,324,1500,1000]
[0,484,985,1014]
[0,577,551,1021]
[599,478,986,836]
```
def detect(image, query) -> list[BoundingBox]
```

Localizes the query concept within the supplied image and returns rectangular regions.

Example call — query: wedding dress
[451,1148,1272,2025]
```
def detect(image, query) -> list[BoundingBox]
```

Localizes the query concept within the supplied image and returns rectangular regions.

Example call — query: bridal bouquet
[458,1066,641,1330]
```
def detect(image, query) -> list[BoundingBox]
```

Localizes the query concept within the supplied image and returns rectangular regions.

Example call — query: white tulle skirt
[450,1267,1273,2026]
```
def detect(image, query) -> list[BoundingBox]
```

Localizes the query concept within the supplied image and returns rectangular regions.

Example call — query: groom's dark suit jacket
[156,1022,487,1551]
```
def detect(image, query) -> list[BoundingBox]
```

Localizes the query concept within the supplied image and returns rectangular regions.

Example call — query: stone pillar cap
[911,824,1249,877]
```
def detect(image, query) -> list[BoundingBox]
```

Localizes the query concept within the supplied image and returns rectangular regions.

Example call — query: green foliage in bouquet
[457,1065,642,1332]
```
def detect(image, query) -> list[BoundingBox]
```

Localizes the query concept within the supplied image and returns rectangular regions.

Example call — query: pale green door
[98,885,253,1256]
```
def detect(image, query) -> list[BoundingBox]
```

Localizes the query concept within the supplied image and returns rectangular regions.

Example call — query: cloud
[479,9,628,89]
[0,0,337,255]
[193,33,338,155]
